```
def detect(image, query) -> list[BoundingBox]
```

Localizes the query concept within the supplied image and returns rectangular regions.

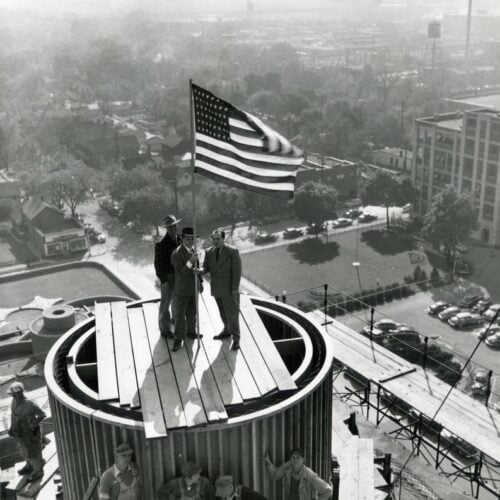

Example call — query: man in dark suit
[170,227,202,352]
[154,214,181,339]
[203,229,242,350]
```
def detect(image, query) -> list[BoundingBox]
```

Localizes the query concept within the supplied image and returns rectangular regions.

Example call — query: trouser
[17,436,44,473]
[215,293,240,338]
[158,274,176,334]
[174,294,196,340]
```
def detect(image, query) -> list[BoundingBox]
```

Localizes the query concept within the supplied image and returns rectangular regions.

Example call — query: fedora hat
[181,227,195,237]
[162,214,181,227]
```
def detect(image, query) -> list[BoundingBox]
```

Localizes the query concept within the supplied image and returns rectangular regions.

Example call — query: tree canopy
[423,185,478,267]
[360,172,418,227]
[292,181,338,236]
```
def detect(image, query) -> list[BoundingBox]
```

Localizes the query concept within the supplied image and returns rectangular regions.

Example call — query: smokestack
[465,0,472,60]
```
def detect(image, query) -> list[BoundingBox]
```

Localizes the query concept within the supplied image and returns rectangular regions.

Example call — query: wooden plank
[184,339,228,422]
[111,301,140,408]
[339,438,375,500]
[239,295,297,392]
[238,312,277,396]
[95,302,119,401]
[127,307,167,439]
[201,294,261,401]
[142,302,188,429]
[165,334,208,427]
[18,454,59,498]
[197,295,243,406]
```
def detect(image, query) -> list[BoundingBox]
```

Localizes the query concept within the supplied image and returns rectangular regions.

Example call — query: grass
[241,226,433,299]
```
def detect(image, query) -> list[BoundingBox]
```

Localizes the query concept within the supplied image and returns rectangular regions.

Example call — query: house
[372,147,412,172]
[0,171,21,203]
[16,198,88,257]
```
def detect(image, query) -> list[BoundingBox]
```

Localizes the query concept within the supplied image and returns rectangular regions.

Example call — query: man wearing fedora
[154,214,182,339]
[7,381,47,482]
[170,227,202,351]
[215,475,266,500]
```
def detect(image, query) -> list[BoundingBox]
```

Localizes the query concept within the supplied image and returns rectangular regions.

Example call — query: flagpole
[189,79,201,341]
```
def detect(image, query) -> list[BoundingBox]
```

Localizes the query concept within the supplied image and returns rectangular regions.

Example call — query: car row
[427,296,500,346]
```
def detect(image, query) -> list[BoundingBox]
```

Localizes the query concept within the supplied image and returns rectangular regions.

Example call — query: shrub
[404,274,414,284]
[418,270,428,290]
[430,267,441,286]
[384,285,394,302]
[435,361,462,386]
[413,265,422,282]
[375,286,385,304]
[392,282,402,299]
[401,285,410,297]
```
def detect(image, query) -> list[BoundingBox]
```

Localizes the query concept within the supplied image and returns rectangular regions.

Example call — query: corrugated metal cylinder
[45,298,333,499]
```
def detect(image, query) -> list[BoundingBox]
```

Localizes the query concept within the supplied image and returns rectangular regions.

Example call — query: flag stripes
[192,83,303,197]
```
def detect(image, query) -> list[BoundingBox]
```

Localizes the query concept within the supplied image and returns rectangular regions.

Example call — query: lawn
[241,227,434,301]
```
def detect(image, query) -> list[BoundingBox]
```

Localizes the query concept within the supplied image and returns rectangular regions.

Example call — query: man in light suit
[170,227,202,352]
[203,229,242,350]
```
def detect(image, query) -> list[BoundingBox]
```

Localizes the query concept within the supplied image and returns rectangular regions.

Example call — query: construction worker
[99,442,143,500]
[7,381,47,482]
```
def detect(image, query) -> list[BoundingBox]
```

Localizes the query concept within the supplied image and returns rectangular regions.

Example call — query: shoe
[171,339,183,352]
[27,471,44,482]
[187,332,203,339]
[162,331,174,339]
[18,463,33,475]
[231,339,240,350]
[213,331,231,340]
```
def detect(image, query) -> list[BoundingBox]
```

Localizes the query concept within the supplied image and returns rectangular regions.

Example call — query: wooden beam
[111,301,140,408]
[127,307,167,438]
[239,295,296,392]
[201,294,261,401]
[197,295,243,406]
[95,302,119,401]
[142,302,188,429]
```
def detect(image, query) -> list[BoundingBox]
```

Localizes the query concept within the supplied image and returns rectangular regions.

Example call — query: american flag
[191,83,303,197]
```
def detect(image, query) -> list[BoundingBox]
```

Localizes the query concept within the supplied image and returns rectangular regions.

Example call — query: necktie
[215,248,220,262]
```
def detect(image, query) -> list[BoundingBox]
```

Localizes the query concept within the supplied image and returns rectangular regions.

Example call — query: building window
[46,243,60,256]
[485,185,496,203]
[462,179,472,192]
[482,203,494,221]
[70,238,87,251]
[487,163,498,184]
[480,121,487,139]
[491,122,500,143]
[465,138,475,155]
[489,144,499,161]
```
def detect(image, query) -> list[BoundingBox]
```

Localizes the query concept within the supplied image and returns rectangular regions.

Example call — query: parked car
[91,230,106,244]
[455,242,468,254]
[486,333,500,348]
[476,325,500,340]
[358,213,378,223]
[344,208,363,219]
[402,203,412,213]
[99,198,120,215]
[383,326,421,346]
[332,217,353,229]
[458,293,482,309]
[438,306,462,321]
[455,260,471,276]
[255,231,278,244]
[483,304,500,321]
[448,312,483,328]
[306,223,326,234]
[361,318,400,337]
[472,299,492,314]
[427,301,450,315]
[283,228,303,239]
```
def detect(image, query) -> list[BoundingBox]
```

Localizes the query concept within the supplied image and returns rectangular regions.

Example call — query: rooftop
[446,93,500,112]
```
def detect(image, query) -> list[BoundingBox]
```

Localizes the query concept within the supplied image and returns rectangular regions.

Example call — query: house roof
[22,197,62,221]
[0,174,20,198]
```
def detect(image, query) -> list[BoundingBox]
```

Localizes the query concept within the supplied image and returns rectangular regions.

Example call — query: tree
[105,164,161,202]
[423,185,478,268]
[293,182,338,238]
[121,184,174,236]
[360,173,418,228]
[206,185,246,237]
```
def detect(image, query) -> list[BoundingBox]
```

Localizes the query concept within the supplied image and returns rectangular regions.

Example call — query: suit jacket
[171,244,200,298]
[154,233,181,283]
[203,244,241,298]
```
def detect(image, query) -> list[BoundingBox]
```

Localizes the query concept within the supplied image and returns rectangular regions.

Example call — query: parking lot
[343,286,500,377]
